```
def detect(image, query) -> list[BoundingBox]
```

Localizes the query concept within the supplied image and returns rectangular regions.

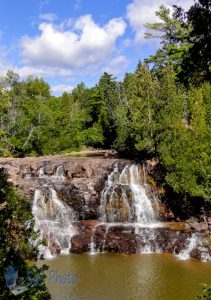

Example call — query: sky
[0,0,194,95]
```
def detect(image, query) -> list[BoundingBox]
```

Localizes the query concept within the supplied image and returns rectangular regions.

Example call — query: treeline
[0,0,210,201]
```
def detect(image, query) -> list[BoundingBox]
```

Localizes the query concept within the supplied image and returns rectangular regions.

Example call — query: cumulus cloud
[21,15,127,69]
[126,0,194,43]
[14,66,72,78]
[51,83,74,94]
[39,13,58,22]
[103,55,129,77]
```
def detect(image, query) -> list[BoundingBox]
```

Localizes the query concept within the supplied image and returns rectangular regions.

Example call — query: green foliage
[0,168,50,299]
[0,0,210,204]
[144,5,191,77]
[180,0,211,85]
[197,284,211,299]
[129,64,157,154]
[144,1,211,85]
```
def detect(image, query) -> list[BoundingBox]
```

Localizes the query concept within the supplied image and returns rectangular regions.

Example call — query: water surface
[37,253,211,300]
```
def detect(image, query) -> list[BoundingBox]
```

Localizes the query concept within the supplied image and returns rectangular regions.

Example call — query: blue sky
[0,0,194,95]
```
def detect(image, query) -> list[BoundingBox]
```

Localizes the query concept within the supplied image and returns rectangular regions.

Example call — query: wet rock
[186,218,208,232]
[0,156,128,220]
[49,241,61,255]
[71,233,92,253]
[70,222,210,258]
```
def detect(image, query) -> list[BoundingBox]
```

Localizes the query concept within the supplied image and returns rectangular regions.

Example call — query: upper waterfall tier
[99,164,157,224]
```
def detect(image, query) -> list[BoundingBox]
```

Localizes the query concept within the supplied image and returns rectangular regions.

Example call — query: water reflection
[36,253,211,300]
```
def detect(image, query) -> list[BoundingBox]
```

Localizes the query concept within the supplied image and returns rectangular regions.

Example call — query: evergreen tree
[129,64,157,154]
[179,0,211,85]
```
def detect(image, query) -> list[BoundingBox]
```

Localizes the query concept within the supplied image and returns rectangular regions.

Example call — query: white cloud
[103,55,129,77]
[126,0,194,43]
[122,38,132,48]
[21,15,127,69]
[39,13,58,22]
[51,83,74,94]
[14,66,72,78]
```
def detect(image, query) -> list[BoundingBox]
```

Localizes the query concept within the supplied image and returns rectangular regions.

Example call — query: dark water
[37,253,211,300]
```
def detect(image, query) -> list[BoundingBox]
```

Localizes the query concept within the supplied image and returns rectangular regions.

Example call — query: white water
[128,165,155,224]
[32,187,76,259]
[38,165,65,181]
[100,164,156,224]
[52,165,65,181]
[177,234,198,260]
[38,167,46,179]
[89,224,100,255]
[97,163,160,254]
[178,233,211,262]
[32,162,210,261]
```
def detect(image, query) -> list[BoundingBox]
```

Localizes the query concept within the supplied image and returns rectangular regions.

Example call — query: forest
[0,0,210,299]
[1,1,210,202]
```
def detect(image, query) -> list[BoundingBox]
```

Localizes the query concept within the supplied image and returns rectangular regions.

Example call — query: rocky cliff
[0,155,210,261]
[0,155,127,219]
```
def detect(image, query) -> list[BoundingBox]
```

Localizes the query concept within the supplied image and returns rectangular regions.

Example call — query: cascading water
[97,163,161,254]
[178,233,211,262]
[32,163,210,261]
[38,167,46,179]
[177,234,198,260]
[98,163,211,260]
[89,224,100,255]
[99,164,156,224]
[38,165,65,181]
[32,186,76,258]
[52,165,65,181]
[128,164,155,224]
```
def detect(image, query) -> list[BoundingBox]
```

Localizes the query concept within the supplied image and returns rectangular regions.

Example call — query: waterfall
[102,226,109,252]
[137,228,162,254]
[38,167,46,179]
[177,233,211,262]
[32,186,76,258]
[177,234,198,260]
[32,162,210,262]
[97,163,162,254]
[38,165,65,181]
[89,224,100,255]
[99,164,156,224]
[128,165,155,224]
[52,165,65,181]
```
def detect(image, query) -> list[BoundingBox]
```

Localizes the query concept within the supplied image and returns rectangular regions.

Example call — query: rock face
[70,221,211,260]
[0,155,210,261]
[0,155,128,220]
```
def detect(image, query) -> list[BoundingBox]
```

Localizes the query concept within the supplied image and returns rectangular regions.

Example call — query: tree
[0,74,52,157]
[144,5,191,77]
[129,64,157,154]
[113,72,136,155]
[97,72,119,148]
[179,0,211,85]
[0,168,50,299]
[155,69,210,199]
